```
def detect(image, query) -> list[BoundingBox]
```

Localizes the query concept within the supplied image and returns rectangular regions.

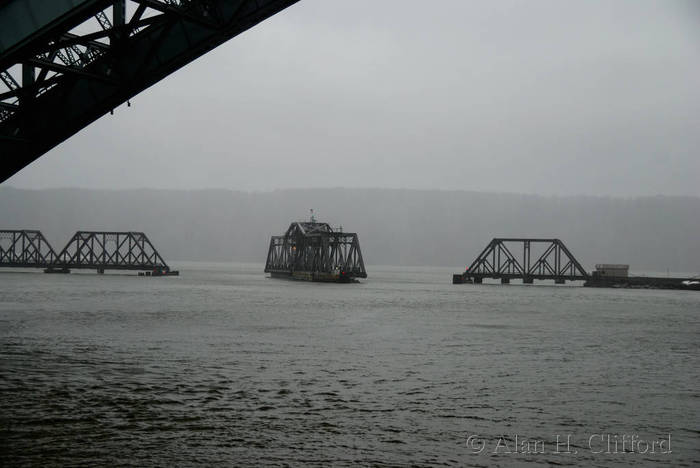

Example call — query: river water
[1,263,698,466]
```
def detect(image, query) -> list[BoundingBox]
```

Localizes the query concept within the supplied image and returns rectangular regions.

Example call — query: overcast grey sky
[6,0,700,196]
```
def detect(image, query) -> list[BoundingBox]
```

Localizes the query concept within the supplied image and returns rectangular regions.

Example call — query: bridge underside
[0,0,299,182]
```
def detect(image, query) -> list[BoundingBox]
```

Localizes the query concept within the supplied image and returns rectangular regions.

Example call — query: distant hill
[1,187,698,273]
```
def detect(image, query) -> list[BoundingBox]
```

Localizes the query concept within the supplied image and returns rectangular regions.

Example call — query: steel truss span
[265,222,367,282]
[0,229,58,267]
[0,229,176,274]
[0,0,300,182]
[50,230,172,273]
[455,238,589,284]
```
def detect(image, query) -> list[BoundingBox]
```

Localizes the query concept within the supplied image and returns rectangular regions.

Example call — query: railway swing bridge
[0,230,176,275]
[265,220,367,282]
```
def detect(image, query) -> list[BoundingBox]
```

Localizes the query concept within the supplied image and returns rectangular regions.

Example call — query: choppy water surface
[1,263,698,467]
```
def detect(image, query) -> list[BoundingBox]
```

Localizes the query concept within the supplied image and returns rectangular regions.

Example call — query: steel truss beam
[465,238,589,282]
[265,222,367,278]
[0,0,300,182]
[0,229,58,267]
[0,229,173,273]
[51,231,170,272]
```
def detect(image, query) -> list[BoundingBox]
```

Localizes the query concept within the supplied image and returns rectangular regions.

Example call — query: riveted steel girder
[265,221,368,279]
[0,0,300,182]
[464,238,589,281]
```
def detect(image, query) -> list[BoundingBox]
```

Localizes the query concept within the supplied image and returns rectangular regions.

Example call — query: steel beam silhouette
[0,0,300,182]
[265,221,367,282]
[48,231,172,273]
[0,230,58,268]
[455,238,589,284]
[0,229,176,275]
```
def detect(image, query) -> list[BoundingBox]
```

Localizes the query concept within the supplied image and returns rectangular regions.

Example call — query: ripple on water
[1,266,699,466]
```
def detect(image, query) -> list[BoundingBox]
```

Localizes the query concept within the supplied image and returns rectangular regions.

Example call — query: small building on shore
[593,264,629,278]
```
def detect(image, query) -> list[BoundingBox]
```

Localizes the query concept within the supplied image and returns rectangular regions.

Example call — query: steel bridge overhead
[0,0,300,182]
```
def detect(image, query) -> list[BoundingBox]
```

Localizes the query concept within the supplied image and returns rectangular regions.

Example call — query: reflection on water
[1,263,698,466]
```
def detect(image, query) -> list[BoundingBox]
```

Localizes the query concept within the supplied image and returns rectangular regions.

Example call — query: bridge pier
[473,277,483,284]
[501,277,510,284]
[555,278,566,284]
[523,277,533,284]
